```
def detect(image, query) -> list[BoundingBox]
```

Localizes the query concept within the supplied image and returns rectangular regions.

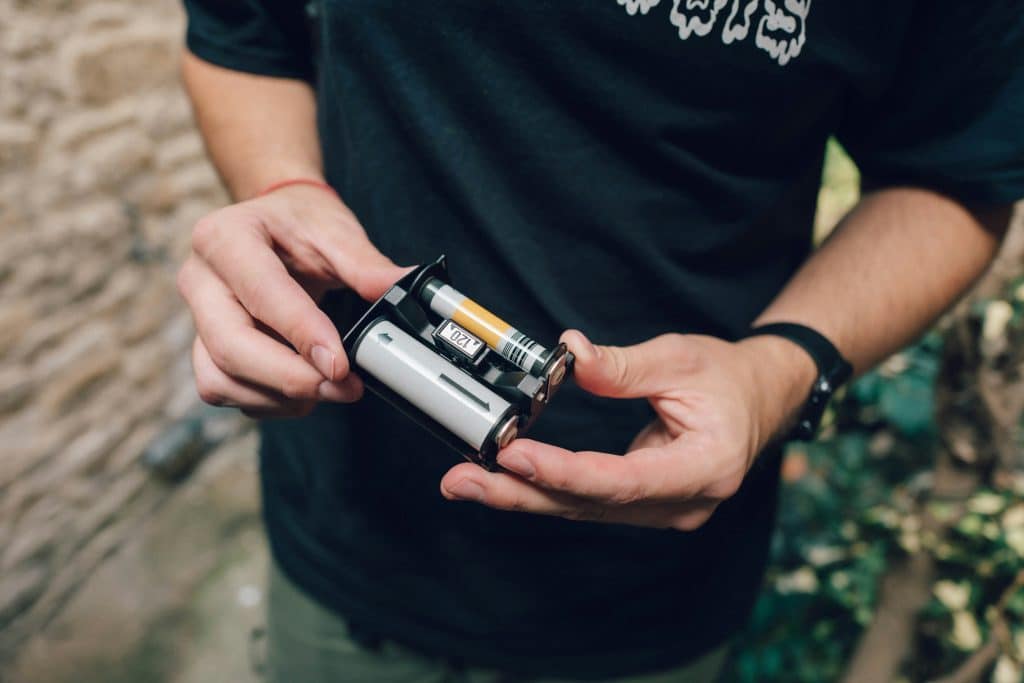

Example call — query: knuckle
[195,377,227,407]
[551,466,573,492]
[504,493,530,513]
[239,276,272,320]
[608,485,642,506]
[202,335,233,374]
[193,208,260,258]
[606,463,645,506]
[190,214,222,256]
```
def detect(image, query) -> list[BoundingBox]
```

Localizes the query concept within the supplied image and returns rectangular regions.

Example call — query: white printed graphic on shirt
[615,0,812,66]
[669,0,730,39]
[722,0,760,43]
[617,0,662,16]
[754,0,811,66]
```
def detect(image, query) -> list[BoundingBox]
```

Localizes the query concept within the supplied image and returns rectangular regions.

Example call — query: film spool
[352,318,516,452]
[420,279,551,375]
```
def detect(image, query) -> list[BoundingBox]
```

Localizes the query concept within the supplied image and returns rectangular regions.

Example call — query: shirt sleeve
[182,0,314,82]
[836,1,1024,205]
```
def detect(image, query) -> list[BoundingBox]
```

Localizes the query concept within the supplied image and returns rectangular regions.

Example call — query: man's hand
[177,184,407,417]
[440,330,816,530]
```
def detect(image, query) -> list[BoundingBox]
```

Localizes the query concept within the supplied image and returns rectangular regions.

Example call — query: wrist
[234,163,326,200]
[257,177,337,199]
[735,335,818,448]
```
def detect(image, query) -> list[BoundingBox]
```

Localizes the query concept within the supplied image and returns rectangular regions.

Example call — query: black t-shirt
[182,1,1024,678]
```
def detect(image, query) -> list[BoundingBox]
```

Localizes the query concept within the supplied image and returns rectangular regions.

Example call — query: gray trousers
[265,560,727,683]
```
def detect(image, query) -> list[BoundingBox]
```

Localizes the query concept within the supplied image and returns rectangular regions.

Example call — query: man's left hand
[440,329,816,530]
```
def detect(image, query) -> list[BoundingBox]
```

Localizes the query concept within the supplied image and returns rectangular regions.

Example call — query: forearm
[739,187,1010,437]
[181,49,322,200]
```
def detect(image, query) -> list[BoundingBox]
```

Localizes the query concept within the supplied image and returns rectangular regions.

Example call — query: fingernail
[311,345,335,379]
[497,450,535,478]
[446,479,485,502]
[318,380,357,403]
[575,330,598,359]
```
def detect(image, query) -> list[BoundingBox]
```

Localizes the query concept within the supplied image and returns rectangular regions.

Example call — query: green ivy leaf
[878,371,935,437]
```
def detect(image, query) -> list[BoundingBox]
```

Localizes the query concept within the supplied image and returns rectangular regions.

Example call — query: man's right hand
[176,183,407,418]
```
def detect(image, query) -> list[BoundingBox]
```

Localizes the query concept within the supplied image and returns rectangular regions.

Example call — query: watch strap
[741,322,853,440]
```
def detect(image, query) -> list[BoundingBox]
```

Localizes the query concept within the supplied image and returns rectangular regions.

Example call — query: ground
[6,433,266,683]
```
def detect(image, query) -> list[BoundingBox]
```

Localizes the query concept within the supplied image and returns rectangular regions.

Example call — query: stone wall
[0,0,229,664]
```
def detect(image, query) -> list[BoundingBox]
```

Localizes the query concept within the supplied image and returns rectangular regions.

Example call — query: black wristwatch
[741,322,853,441]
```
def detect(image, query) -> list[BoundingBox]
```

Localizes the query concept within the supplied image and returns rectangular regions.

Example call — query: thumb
[561,329,681,399]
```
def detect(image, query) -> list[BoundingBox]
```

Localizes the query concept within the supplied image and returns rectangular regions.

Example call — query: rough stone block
[0,0,236,663]
[0,121,38,169]
[2,12,54,59]
[2,516,61,572]
[0,301,32,358]
[155,132,204,172]
[76,2,134,32]
[65,127,154,195]
[143,161,220,213]
[0,367,33,416]
[32,320,114,377]
[44,99,136,155]
[120,288,175,345]
[84,267,144,320]
[61,29,177,105]
[134,90,193,141]
[161,309,195,353]
[105,419,162,473]
[63,198,129,245]
[71,468,148,541]
[37,346,120,417]
[0,563,48,626]
[122,337,172,388]
[0,409,83,491]
[26,412,133,501]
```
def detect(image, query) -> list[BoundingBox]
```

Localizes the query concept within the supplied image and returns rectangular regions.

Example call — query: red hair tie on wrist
[257,178,339,198]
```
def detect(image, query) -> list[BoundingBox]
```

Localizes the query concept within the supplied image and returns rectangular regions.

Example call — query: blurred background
[0,1,1022,682]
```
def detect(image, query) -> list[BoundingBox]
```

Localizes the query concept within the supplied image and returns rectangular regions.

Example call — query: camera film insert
[341,256,573,469]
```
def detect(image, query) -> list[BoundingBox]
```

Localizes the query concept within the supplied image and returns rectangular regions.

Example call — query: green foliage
[724,323,1024,682]
[815,138,861,241]
[852,334,942,438]
[721,140,1024,682]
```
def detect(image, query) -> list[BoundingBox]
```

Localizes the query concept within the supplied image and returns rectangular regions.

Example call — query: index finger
[495,438,711,504]
[192,214,347,381]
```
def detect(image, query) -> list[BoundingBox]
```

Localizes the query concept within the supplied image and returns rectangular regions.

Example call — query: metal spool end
[547,353,568,387]
[495,415,519,449]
